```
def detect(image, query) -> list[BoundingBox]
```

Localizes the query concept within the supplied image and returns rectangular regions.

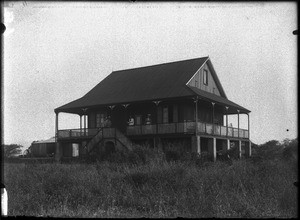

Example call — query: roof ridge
[112,56,209,73]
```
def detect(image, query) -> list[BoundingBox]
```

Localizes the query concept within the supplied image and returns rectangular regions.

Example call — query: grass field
[3,139,298,217]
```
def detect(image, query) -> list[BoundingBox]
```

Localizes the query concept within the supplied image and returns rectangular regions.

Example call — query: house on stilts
[54,56,251,162]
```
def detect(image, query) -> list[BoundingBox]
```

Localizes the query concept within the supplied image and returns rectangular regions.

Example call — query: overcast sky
[2,1,297,149]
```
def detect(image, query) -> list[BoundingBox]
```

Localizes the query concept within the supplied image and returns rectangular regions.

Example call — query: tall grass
[3,139,298,217]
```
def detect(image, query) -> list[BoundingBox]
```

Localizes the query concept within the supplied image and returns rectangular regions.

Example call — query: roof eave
[55,95,197,114]
[187,86,250,114]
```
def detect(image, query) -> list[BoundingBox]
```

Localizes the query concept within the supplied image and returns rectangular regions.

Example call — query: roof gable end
[186,58,227,99]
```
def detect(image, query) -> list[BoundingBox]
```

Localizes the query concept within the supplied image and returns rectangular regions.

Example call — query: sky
[2,1,298,150]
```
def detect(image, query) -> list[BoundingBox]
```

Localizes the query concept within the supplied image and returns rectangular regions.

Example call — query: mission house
[54,57,251,161]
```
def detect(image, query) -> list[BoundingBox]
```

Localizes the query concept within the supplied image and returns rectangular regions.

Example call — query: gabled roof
[55,57,208,113]
[55,57,250,114]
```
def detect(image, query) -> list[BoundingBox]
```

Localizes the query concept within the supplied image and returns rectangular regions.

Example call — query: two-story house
[54,57,251,161]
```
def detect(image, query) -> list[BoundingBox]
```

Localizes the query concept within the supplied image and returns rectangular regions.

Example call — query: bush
[96,144,165,166]
[3,138,298,217]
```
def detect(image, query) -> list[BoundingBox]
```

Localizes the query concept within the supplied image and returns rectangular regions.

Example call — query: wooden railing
[126,121,249,139]
[115,129,133,150]
[57,128,115,140]
[57,128,99,139]
[57,121,249,140]
[85,128,104,153]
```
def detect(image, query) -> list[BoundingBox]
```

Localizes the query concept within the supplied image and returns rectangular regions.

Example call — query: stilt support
[55,142,62,162]
[238,140,242,159]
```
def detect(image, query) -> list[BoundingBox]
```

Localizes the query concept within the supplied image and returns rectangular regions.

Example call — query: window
[203,69,208,85]
[173,104,178,123]
[163,107,169,123]
[96,113,106,128]
[135,115,142,125]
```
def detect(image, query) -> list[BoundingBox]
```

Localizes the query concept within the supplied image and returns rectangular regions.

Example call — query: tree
[260,140,280,148]
[2,144,23,158]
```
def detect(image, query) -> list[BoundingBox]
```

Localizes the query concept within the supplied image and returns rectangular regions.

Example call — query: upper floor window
[162,106,169,123]
[203,69,208,85]
[96,113,106,128]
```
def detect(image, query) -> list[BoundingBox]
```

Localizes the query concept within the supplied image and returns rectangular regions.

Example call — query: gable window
[203,69,208,85]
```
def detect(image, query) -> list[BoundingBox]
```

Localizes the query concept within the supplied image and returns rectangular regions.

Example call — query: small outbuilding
[29,137,56,157]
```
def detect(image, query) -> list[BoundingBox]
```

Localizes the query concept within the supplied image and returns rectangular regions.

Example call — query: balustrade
[58,121,249,140]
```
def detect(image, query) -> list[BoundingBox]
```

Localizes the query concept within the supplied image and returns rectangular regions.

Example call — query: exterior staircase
[85,128,104,153]
[115,129,133,151]
[84,127,133,155]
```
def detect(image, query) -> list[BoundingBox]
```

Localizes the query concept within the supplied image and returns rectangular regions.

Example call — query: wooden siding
[31,143,55,157]
[188,63,221,96]
[88,112,96,128]
[111,106,128,133]
[196,101,224,125]
[88,108,108,129]
[85,100,225,133]
[183,102,195,121]
[127,103,157,125]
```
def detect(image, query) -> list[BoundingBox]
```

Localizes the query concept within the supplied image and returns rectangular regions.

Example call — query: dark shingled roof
[55,57,250,114]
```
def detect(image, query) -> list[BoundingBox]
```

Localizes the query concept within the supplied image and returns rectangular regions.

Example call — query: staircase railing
[84,128,104,154]
[84,127,133,156]
[115,129,133,151]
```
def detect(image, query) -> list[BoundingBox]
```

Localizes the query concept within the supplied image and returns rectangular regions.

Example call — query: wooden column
[226,139,230,151]
[197,135,201,155]
[84,115,86,136]
[247,113,250,139]
[237,109,240,138]
[122,103,130,135]
[109,105,115,116]
[153,101,161,135]
[194,97,198,134]
[194,97,200,152]
[55,112,59,142]
[54,112,62,162]
[248,140,252,157]
[80,115,82,136]
[212,102,215,134]
[225,106,229,137]
[238,140,242,159]
[245,113,251,158]
[212,138,216,162]
[82,108,88,136]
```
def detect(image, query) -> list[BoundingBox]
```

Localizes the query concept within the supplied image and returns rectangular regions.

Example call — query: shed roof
[55,57,250,114]
[33,137,56,144]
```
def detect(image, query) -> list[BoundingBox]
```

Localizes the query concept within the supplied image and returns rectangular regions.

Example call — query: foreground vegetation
[3,138,298,217]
